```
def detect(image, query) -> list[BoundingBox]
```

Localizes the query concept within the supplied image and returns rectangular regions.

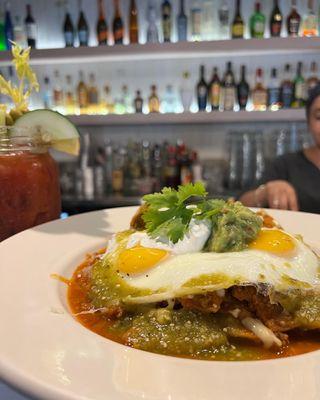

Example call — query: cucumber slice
[14,109,80,156]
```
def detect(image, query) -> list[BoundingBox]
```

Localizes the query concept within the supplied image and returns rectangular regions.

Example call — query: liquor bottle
[53,70,63,112]
[63,4,75,47]
[287,0,301,37]
[43,76,52,109]
[162,84,178,113]
[113,0,124,44]
[268,68,281,111]
[190,0,202,41]
[237,65,249,110]
[307,61,319,96]
[78,0,89,46]
[97,0,108,45]
[146,0,159,43]
[4,2,13,50]
[25,4,36,48]
[129,0,139,44]
[221,61,236,111]
[252,68,267,111]
[112,145,125,193]
[197,65,208,111]
[77,71,88,112]
[162,0,171,42]
[302,0,318,37]
[209,67,221,111]
[250,2,265,39]
[88,73,99,110]
[164,145,180,188]
[232,0,244,39]
[280,64,294,108]
[104,85,115,113]
[202,1,215,41]
[148,85,160,113]
[122,85,133,113]
[292,62,306,108]
[177,0,187,42]
[218,0,230,40]
[134,90,143,113]
[13,16,26,48]
[180,71,193,112]
[270,0,282,37]
[0,9,5,51]
[65,75,76,114]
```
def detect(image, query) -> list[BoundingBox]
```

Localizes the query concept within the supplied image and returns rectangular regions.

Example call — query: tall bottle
[307,61,319,96]
[280,64,294,109]
[252,68,267,111]
[268,68,281,111]
[13,16,26,48]
[177,0,187,42]
[250,2,265,39]
[78,0,89,46]
[197,65,208,112]
[129,0,139,44]
[180,71,193,112]
[292,62,306,109]
[221,61,236,111]
[113,0,123,44]
[270,0,282,37]
[146,1,159,43]
[53,70,63,112]
[43,76,52,109]
[162,0,171,42]
[97,0,108,45]
[209,67,221,111]
[218,0,230,40]
[77,71,88,112]
[148,85,160,113]
[134,90,143,113]
[287,0,301,37]
[63,4,75,47]
[237,65,249,110]
[65,75,76,115]
[301,0,318,37]
[4,2,13,50]
[88,73,99,110]
[232,0,244,39]
[190,0,202,41]
[25,4,36,48]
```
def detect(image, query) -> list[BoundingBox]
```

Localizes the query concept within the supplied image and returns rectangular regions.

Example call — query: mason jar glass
[0,127,61,241]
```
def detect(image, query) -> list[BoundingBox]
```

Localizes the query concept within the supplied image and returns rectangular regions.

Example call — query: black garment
[260,151,320,214]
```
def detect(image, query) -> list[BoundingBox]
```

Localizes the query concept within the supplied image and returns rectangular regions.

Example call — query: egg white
[120,234,320,304]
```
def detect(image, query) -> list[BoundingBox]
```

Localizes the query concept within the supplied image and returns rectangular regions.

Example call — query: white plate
[0,207,320,400]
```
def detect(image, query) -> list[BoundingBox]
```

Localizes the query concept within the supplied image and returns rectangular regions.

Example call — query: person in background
[240,84,320,214]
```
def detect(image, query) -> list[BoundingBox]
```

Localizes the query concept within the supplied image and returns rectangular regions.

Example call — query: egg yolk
[117,246,168,274]
[249,229,295,254]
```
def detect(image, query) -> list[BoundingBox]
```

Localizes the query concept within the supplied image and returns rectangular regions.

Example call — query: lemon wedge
[13,109,80,156]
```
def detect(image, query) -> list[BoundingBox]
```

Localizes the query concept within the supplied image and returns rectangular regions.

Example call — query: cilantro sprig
[142,183,207,243]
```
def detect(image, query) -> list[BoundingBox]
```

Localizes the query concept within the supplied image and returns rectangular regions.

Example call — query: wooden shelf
[67,109,306,126]
[0,37,319,66]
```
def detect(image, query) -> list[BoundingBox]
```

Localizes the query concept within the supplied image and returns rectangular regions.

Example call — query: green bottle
[0,9,6,51]
[292,62,306,109]
[250,1,266,38]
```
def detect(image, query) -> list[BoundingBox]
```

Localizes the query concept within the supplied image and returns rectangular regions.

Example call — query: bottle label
[224,87,235,110]
[295,82,306,100]
[268,88,280,106]
[281,86,293,107]
[253,90,267,109]
[112,170,123,192]
[191,9,201,36]
[88,91,98,105]
[53,89,63,106]
[64,31,74,46]
[98,29,108,43]
[253,21,265,34]
[26,23,36,40]
[288,18,300,35]
[163,20,171,41]
[210,83,220,107]
[218,9,229,26]
[232,23,243,37]
[114,28,123,43]
[78,29,88,44]
[271,22,281,36]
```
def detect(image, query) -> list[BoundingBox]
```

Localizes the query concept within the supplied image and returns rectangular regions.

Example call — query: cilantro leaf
[151,218,188,243]
[177,182,208,204]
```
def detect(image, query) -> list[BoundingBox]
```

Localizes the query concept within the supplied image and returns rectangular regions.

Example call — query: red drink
[0,134,61,241]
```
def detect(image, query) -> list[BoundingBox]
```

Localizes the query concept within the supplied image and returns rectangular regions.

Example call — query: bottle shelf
[67,109,305,126]
[0,37,319,66]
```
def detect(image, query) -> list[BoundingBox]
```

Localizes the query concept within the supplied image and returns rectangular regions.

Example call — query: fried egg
[105,228,320,304]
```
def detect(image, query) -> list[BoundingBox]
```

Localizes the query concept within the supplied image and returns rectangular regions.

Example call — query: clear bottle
[180,71,193,112]
[122,85,133,113]
[43,76,52,109]
[162,84,177,113]
[177,0,187,42]
[4,2,13,50]
[146,0,159,43]
[268,68,281,111]
[221,61,236,111]
[104,85,115,114]
[134,90,143,113]
[190,0,202,41]
[280,64,294,109]
[307,61,319,96]
[87,73,99,112]
[252,68,267,111]
[302,0,318,37]
[65,75,76,115]
[148,85,160,113]
[201,1,215,41]
[13,16,27,48]
[77,71,88,113]
[250,1,266,39]
[209,67,221,111]
[197,65,208,111]
[218,0,230,40]
[162,0,171,43]
[53,70,64,112]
